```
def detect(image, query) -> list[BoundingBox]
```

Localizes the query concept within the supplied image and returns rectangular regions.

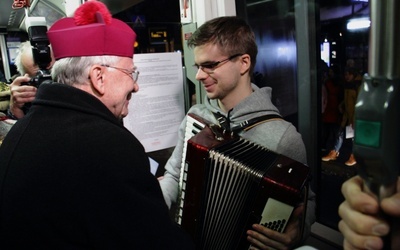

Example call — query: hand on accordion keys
[246,203,305,250]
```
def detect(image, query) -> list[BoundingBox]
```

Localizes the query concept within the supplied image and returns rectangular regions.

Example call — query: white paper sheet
[123,52,185,152]
[345,125,354,139]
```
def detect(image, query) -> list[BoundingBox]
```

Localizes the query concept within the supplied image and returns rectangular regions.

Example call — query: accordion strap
[212,112,282,134]
[241,114,283,132]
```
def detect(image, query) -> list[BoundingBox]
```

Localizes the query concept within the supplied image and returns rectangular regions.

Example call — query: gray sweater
[160,84,316,240]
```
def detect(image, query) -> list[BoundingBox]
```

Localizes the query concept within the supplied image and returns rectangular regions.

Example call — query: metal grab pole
[354,0,400,249]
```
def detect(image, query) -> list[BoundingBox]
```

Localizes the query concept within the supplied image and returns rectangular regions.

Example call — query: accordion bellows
[176,113,310,250]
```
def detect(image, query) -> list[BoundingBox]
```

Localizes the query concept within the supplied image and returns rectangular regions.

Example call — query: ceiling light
[347,18,370,30]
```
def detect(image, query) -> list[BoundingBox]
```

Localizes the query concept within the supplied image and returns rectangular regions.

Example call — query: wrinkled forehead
[21,53,38,73]
[118,57,135,68]
[21,52,34,64]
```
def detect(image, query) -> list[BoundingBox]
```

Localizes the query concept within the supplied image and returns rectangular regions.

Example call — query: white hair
[51,55,120,86]
[14,41,33,75]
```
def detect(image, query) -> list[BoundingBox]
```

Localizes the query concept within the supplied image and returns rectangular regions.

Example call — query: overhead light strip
[246,0,274,7]
[347,18,370,30]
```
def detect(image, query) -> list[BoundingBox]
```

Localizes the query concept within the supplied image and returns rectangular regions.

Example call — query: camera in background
[21,24,52,88]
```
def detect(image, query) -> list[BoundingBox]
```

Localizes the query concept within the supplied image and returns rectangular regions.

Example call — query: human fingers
[10,85,37,107]
[341,176,380,214]
[381,177,400,217]
[247,224,293,250]
[247,232,284,250]
[339,200,389,237]
[381,193,400,217]
[246,203,303,249]
[10,74,31,87]
[339,219,384,250]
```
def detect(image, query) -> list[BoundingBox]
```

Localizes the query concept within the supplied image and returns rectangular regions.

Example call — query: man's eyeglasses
[193,54,243,74]
[101,64,139,82]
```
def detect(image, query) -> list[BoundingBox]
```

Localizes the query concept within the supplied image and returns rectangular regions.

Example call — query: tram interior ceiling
[0,0,182,78]
[319,0,370,71]
[1,0,144,32]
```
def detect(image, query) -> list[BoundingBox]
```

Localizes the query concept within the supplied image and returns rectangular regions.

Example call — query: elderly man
[0,1,193,249]
[7,40,54,119]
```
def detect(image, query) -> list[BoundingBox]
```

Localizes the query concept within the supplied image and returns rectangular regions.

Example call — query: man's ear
[88,65,105,95]
[240,54,251,75]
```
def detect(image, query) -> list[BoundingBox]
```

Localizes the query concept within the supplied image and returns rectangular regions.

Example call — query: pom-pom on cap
[47,1,136,60]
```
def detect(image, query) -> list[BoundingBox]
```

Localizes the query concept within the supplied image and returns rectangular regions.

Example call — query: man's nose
[132,81,139,93]
[195,68,208,81]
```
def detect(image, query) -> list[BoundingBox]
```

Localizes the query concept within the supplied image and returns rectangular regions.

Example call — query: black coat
[0,83,194,249]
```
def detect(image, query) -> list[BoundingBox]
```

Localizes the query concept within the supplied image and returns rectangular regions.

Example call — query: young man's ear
[88,65,105,95]
[240,54,251,75]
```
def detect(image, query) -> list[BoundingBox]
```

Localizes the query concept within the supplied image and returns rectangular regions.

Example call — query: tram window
[319,1,369,230]
[236,0,370,247]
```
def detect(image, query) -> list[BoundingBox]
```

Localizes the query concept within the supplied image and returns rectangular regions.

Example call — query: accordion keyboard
[176,114,206,224]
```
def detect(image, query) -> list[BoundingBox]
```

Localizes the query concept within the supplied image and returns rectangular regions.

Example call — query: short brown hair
[187,16,258,75]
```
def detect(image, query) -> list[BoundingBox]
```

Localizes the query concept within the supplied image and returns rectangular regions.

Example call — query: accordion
[176,114,310,250]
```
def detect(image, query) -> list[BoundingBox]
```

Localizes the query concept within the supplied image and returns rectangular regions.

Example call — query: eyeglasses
[193,54,243,74]
[101,64,139,82]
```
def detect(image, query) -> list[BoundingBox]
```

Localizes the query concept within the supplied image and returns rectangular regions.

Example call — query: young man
[339,175,400,249]
[159,16,316,249]
[0,1,193,249]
